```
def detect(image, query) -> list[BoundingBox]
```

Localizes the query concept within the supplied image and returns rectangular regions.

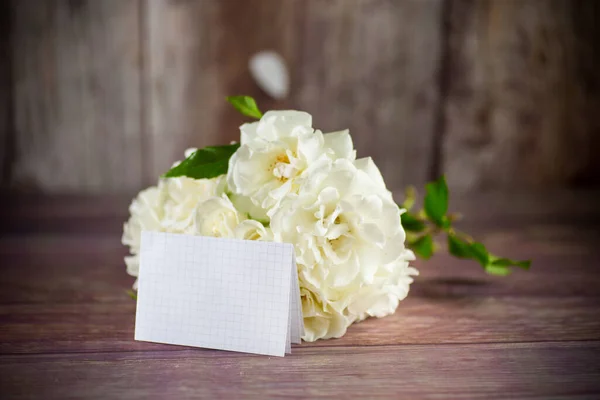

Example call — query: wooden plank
[292,0,443,189]
[143,0,218,181]
[0,0,12,186]
[1,227,599,305]
[10,0,143,192]
[0,195,131,235]
[143,0,443,190]
[0,194,598,397]
[0,237,132,304]
[0,192,599,304]
[3,191,599,237]
[1,342,599,399]
[143,0,298,182]
[443,0,600,190]
[1,296,599,354]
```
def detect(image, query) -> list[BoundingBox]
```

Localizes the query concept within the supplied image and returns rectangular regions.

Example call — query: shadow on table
[411,277,492,300]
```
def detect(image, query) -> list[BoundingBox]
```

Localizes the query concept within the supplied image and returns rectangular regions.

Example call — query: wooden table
[1,192,599,399]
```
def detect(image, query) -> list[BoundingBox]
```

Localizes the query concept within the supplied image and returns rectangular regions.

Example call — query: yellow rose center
[269,152,294,182]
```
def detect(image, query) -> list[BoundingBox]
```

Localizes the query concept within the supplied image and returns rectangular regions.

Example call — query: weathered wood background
[1,0,599,193]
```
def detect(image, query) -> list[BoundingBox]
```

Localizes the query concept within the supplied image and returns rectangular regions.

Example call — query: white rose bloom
[122,148,229,287]
[194,195,272,244]
[122,184,166,285]
[123,175,270,288]
[228,192,269,223]
[159,148,227,234]
[162,175,226,234]
[123,119,418,342]
[301,286,350,341]
[240,110,313,144]
[271,158,417,341]
[227,110,356,214]
[234,219,272,241]
[194,195,241,237]
[194,194,271,242]
[347,256,417,321]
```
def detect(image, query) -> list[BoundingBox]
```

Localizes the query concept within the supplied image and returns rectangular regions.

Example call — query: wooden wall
[444,0,600,189]
[1,0,599,193]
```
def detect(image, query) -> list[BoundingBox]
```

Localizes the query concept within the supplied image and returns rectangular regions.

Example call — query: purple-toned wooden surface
[0,192,599,398]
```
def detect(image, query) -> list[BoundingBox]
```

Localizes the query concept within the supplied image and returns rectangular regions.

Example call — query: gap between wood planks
[2,339,600,359]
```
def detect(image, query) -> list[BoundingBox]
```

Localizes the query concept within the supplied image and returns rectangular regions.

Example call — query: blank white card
[135,231,303,357]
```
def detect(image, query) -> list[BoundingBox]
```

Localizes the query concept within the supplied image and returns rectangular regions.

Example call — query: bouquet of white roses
[123,96,530,342]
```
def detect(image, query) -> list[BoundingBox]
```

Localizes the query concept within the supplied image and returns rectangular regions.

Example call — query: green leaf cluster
[447,233,530,276]
[401,176,531,275]
[424,176,449,228]
[162,143,240,179]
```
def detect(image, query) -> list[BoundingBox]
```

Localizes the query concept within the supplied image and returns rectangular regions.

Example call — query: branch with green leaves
[401,176,531,275]
[164,95,531,276]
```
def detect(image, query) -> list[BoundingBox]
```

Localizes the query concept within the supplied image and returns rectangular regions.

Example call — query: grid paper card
[135,231,303,357]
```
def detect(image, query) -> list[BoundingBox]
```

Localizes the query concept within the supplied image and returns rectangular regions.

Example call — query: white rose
[123,186,270,288]
[347,257,417,321]
[270,157,417,341]
[122,149,228,287]
[228,192,269,223]
[227,110,355,214]
[194,194,272,241]
[240,110,313,144]
[194,195,241,237]
[234,219,272,241]
[301,287,350,341]
[122,184,166,284]
[162,175,226,234]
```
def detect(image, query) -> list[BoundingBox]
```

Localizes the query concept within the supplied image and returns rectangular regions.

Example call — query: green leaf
[447,233,531,275]
[226,96,263,119]
[447,233,472,258]
[126,289,137,300]
[489,256,531,270]
[469,242,490,266]
[484,264,512,276]
[162,143,240,179]
[447,234,489,266]
[424,175,449,228]
[401,211,426,232]
[410,234,434,259]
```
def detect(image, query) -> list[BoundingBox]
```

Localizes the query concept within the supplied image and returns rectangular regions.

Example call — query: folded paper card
[135,231,303,357]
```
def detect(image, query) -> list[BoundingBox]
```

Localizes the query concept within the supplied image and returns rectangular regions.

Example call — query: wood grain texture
[1,235,599,304]
[443,0,600,190]
[1,343,599,399]
[0,0,12,185]
[291,0,443,188]
[10,0,144,192]
[4,0,600,193]
[143,0,300,182]
[1,296,599,354]
[1,223,599,303]
[143,0,221,181]
[0,193,599,397]
[109,0,445,189]
[0,192,598,305]
[4,0,444,192]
